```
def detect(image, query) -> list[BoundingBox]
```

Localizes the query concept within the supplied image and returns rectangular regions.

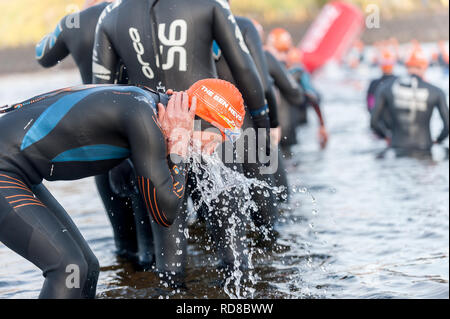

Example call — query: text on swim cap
[200,85,243,123]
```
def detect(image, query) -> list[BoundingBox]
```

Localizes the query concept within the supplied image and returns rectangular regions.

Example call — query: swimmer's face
[192,130,223,156]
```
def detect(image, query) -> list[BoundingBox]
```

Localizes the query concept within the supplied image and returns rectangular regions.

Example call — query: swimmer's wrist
[168,138,191,158]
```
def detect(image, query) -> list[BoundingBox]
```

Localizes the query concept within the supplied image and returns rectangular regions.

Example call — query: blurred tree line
[0,0,448,48]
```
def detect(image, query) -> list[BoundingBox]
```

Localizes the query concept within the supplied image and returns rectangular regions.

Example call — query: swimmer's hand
[158,92,197,158]
[319,126,328,149]
[385,137,392,146]
[270,126,282,146]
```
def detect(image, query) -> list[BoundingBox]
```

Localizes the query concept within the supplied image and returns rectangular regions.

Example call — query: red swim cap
[187,79,245,142]
[267,28,293,53]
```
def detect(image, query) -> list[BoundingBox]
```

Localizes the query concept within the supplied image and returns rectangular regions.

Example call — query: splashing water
[188,150,284,298]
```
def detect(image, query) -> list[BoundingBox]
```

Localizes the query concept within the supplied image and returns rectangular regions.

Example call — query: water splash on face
[188,150,285,299]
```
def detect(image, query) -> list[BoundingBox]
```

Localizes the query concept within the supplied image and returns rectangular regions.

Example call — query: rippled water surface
[0,61,448,299]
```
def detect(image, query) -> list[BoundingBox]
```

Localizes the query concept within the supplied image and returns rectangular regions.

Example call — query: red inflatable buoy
[298,1,364,72]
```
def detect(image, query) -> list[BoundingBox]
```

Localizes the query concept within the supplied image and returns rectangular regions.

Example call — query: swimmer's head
[267,28,293,54]
[379,49,395,74]
[405,47,429,77]
[286,48,304,68]
[187,79,245,155]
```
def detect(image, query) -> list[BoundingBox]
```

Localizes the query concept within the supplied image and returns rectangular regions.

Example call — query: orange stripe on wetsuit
[137,176,170,227]
[0,174,46,209]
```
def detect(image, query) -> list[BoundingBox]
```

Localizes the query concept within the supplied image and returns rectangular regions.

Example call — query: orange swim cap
[267,28,293,53]
[405,48,429,69]
[379,49,396,73]
[287,48,304,68]
[187,79,245,142]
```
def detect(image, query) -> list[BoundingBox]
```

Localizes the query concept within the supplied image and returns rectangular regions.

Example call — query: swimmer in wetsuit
[367,50,397,113]
[0,79,244,298]
[0,85,198,298]
[36,1,113,84]
[366,49,397,139]
[92,0,271,279]
[371,48,450,157]
[35,0,153,268]
[213,12,286,231]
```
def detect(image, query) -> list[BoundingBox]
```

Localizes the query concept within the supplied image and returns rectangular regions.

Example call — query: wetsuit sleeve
[370,87,389,139]
[212,5,270,129]
[435,89,450,143]
[266,52,305,106]
[92,16,119,84]
[367,81,377,111]
[35,19,69,67]
[125,104,186,227]
[241,21,279,128]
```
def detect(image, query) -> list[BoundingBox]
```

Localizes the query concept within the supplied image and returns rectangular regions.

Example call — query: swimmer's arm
[370,90,389,139]
[35,19,69,67]
[92,20,119,84]
[126,107,186,227]
[367,81,377,110]
[309,97,326,127]
[212,4,270,129]
[242,21,279,128]
[435,90,450,144]
[266,52,305,106]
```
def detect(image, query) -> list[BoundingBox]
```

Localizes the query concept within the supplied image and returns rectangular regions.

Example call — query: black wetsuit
[371,74,449,156]
[92,0,271,277]
[35,2,153,266]
[0,85,187,298]
[367,74,396,112]
[36,3,109,84]
[213,16,285,227]
[93,0,270,128]
[265,53,305,151]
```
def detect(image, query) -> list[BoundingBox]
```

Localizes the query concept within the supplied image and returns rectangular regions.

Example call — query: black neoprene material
[215,16,279,128]
[265,51,305,107]
[371,74,449,152]
[92,0,270,128]
[35,3,109,84]
[0,178,99,299]
[0,85,187,226]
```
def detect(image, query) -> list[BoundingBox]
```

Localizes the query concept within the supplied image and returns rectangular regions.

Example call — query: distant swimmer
[214,13,283,229]
[0,79,245,298]
[367,49,397,113]
[371,48,449,157]
[35,1,113,84]
[286,48,328,150]
[266,28,293,63]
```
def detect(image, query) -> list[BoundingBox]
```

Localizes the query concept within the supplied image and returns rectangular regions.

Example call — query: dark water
[0,61,448,299]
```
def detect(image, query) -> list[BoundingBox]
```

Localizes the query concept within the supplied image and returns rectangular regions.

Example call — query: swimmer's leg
[151,205,188,288]
[31,183,100,298]
[273,149,290,203]
[240,115,279,232]
[0,183,97,299]
[95,174,138,259]
[130,193,155,270]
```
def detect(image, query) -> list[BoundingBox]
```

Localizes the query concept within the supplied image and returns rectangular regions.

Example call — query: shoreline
[0,12,448,76]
